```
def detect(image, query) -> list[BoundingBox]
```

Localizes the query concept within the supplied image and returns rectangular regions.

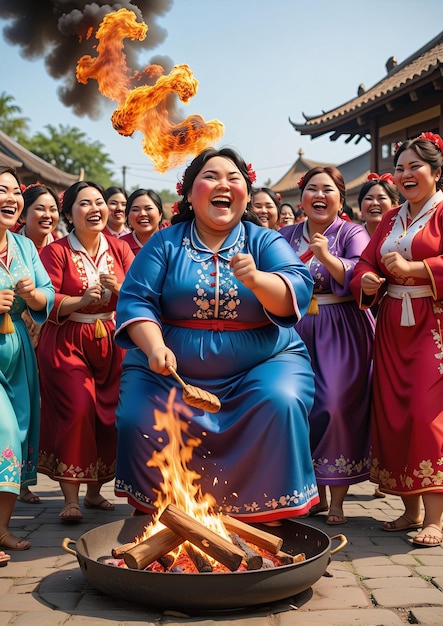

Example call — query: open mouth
[312,202,326,211]
[211,196,231,209]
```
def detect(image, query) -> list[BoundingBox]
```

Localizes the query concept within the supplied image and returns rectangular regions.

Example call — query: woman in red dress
[351,132,443,547]
[37,181,134,522]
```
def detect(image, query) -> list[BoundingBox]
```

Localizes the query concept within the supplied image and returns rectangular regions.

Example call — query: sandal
[326,509,347,526]
[84,496,115,511]
[59,502,83,523]
[307,503,329,517]
[382,514,422,532]
[411,524,442,547]
[18,489,41,504]
[0,531,31,551]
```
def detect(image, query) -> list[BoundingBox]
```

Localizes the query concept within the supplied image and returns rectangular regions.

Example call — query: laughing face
[23,192,59,243]
[106,191,127,231]
[0,171,24,231]
[251,191,280,229]
[301,172,343,231]
[127,193,162,242]
[187,156,250,237]
[360,183,394,233]
[394,148,441,214]
[71,186,108,237]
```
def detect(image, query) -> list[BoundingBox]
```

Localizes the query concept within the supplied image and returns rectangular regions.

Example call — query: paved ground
[0,476,442,626]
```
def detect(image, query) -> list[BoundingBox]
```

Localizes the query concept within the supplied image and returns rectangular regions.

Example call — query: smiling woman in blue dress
[114,147,319,522]
[0,166,54,553]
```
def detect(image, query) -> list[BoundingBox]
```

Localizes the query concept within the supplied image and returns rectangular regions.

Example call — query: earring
[189,203,193,212]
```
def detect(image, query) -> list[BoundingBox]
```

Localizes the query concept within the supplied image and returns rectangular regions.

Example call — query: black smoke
[0,1,175,118]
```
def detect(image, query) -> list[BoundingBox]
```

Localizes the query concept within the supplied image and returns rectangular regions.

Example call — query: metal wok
[63,515,346,611]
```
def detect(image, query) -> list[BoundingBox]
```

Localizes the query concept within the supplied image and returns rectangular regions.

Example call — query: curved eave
[292,58,443,139]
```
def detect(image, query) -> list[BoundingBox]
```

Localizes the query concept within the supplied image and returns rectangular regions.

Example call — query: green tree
[23,124,116,188]
[0,91,30,142]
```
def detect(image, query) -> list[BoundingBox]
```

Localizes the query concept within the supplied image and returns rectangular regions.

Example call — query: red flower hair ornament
[297,175,305,189]
[247,163,256,184]
[419,132,443,153]
[367,172,395,184]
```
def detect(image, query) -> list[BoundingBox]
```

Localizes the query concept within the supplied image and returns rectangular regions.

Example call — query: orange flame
[76,8,224,173]
[142,387,228,541]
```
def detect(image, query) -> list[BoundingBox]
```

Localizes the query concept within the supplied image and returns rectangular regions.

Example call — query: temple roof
[290,31,443,143]
[272,148,370,196]
[0,129,79,191]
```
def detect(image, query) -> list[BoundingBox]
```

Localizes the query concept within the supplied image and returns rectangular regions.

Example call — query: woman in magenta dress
[37,181,134,522]
[351,132,443,547]
[280,166,374,526]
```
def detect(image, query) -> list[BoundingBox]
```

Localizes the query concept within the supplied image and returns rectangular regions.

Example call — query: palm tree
[0,91,30,141]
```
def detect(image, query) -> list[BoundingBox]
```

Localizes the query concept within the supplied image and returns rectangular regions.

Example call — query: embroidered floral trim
[372,457,443,490]
[115,478,319,515]
[315,455,371,478]
[0,445,21,488]
[38,451,115,481]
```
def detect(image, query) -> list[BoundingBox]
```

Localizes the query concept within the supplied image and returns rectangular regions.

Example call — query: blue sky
[0,0,441,193]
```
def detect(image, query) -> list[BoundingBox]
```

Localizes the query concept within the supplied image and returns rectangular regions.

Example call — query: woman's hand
[0,289,14,313]
[15,277,36,301]
[80,283,105,308]
[381,251,411,278]
[230,253,259,289]
[361,272,386,296]
[308,232,330,263]
[149,345,177,375]
[100,273,120,295]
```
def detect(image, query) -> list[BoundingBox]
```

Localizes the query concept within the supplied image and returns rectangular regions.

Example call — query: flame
[143,387,228,542]
[76,8,224,173]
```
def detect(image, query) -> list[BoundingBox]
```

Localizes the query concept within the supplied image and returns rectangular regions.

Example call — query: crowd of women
[1,130,442,567]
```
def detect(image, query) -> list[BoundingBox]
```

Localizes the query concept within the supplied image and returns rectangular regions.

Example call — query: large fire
[76,8,224,172]
[146,387,224,535]
[106,388,299,574]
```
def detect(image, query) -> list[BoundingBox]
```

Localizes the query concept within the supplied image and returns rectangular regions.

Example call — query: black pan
[63,515,346,611]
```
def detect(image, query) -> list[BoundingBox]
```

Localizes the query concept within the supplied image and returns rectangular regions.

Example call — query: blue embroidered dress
[0,231,54,494]
[115,220,319,522]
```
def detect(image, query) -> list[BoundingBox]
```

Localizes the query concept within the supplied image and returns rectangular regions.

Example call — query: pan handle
[329,533,347,555]
[62,538,77,556]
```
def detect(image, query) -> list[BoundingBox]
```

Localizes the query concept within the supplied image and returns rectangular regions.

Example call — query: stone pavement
[0,476,442,626]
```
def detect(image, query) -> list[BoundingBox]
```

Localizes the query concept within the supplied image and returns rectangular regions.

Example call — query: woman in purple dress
[280,166,374,525]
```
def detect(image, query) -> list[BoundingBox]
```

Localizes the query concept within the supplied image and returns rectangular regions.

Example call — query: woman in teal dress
[0,166,54,552]
[114,148,319,522]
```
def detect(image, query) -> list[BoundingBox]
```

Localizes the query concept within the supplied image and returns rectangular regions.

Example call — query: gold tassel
[95,318,107,339]
[306,295,319,315]
[0,312,15,334]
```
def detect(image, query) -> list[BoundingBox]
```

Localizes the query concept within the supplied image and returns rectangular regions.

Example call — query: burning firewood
[184,543,213,572]
[111,540,138,558]
[221,514,283,554]
[229,533,263,570]
[123,527,184,570]
[159,503,244,571]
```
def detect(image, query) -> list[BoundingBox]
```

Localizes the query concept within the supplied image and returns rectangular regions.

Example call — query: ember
[76,8,224,173]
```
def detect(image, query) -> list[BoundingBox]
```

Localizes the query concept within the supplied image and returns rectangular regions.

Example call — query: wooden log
[159,504,244,571]
[184,542,213,572]
[221,514,283,554]
[158,553,176,570]
[275,550,306,565]
[229,532,263,570]
[111,540,137,558]
[123,527,183,570]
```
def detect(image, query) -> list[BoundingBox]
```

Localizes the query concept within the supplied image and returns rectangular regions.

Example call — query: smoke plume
[0,1,174,118]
